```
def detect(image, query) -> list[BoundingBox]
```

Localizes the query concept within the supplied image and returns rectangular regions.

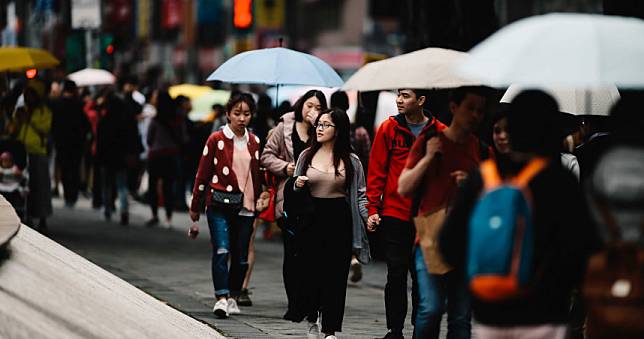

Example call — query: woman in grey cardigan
[290,108,370,339]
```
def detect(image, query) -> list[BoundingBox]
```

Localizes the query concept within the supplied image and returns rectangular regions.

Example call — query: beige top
[306,165,347,198]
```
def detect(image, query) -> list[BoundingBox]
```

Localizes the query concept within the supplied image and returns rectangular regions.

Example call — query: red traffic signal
[233,0,253,30]
[25,68,38,79]
[106,44,114,55]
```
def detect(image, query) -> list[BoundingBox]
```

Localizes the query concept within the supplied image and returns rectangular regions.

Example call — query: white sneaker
[213,299,228,318]
[162,218,172,229]
[227,298,241,315]
[324,336,337,339]
[307,321,320,339]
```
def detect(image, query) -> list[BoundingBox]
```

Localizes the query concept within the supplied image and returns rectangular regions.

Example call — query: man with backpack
[438,90,599,339]
[398,86,490,339]
[367,88,445,339]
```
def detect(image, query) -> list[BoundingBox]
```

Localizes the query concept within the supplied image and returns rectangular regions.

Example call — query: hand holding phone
[188,223,199,239]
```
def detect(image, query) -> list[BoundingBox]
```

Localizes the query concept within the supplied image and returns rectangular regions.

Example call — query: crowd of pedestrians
[1,70,642,339]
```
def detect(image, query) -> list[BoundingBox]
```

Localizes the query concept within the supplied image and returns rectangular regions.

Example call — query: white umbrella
[342,47,479,91]
[68,68,115,87]
[501,84,621,116]
[457,13,644,88]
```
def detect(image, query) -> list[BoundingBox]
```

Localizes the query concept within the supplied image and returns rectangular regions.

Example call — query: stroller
[0,137,28,220]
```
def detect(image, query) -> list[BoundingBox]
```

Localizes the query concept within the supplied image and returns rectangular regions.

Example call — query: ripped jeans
[206,207,255,298]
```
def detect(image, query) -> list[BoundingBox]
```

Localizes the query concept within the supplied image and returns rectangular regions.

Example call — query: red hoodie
[367,114,447,221]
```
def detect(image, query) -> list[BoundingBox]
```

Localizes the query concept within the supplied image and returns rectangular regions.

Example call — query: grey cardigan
[294,149,371,264]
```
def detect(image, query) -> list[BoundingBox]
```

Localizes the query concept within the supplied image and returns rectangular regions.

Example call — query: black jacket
[282,176,314,236]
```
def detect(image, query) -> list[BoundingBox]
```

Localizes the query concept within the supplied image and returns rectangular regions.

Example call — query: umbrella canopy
[501,84,621,116]
[0,47,60,71]
[68,68,115,87]
[457,13,644,88]
[342,48,479,91]
[168,84,215,100]
[206,47,343,87]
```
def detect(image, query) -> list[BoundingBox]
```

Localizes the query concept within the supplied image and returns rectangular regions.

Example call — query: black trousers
[279,217,302,320]
[294,197,352,333]
[147,156,177,219]
[58,149,82,205]
[380,216,418,332]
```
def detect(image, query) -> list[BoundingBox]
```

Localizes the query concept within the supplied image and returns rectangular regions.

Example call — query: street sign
[72,0,101,29]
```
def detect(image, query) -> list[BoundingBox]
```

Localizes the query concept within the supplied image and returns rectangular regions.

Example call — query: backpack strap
[512,158,548,188]
[480,159,502,191]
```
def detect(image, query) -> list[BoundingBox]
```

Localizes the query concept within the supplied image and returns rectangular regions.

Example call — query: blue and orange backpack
[466,157,548,301]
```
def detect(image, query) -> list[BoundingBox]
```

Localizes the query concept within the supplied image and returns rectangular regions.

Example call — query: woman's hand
[295,176,309,188]
[286,163,295,177]
[188,224,199,239]
[189,210,200,222]
[256,191,270,211]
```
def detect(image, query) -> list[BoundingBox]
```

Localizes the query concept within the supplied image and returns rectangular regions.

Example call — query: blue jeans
[414,246,471,339]
[102,168,128,216]
[206,207,255,298]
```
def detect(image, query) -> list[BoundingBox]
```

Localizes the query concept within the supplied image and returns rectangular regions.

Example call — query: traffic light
[99,34,115,70]
[233,0,254,33]
[25,68,38,79]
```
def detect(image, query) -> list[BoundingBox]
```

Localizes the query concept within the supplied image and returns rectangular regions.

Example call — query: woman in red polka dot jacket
[189,93,262,319]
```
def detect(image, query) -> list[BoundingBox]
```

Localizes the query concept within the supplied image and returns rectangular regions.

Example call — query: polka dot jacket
[190,127,262,213]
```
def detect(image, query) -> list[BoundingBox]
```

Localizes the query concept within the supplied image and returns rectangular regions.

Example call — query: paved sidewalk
[46,196,417,338]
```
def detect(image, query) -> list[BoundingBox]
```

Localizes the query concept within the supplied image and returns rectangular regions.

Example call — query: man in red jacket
[367,89,446,339]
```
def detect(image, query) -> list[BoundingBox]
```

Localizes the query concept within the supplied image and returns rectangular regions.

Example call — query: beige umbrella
[501,84,621,116]
[342,47,479,91]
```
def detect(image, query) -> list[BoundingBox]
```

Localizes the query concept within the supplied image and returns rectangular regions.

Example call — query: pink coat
[260,112,296,218]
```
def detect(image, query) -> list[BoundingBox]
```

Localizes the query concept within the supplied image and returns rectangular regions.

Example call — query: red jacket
[367,114,447,221]
[190,126,261,213]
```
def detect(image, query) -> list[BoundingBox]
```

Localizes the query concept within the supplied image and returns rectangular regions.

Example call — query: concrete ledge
[0,204,226,338]
[0,195,20,250]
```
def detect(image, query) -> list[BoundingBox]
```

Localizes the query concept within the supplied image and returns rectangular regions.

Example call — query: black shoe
[350,261,363,283]
[376,331,404,339]
[120,212,129,226]
[145,217,159,227]
[238,288,252,306]
[37,218,49,235]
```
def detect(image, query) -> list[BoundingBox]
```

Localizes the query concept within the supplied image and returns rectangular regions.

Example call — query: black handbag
[210,190,243,210]
[210,164,251,211]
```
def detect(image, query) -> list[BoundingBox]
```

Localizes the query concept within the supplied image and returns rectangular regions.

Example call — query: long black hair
[293,89,327,122]
[300,108,355,189]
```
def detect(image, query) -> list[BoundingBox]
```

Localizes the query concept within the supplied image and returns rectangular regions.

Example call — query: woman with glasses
[260,89,327,319]
[289,108,370,339]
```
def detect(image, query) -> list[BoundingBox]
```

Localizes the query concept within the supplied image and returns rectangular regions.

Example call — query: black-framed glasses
[315,122,336,130]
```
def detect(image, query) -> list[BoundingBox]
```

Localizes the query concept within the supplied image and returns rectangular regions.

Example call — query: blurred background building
[1,0,643,85]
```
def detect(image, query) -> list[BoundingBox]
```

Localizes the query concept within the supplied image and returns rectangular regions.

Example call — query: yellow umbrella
[168,84,214,100]
[0,47,60,71]
[189,90,231,122]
